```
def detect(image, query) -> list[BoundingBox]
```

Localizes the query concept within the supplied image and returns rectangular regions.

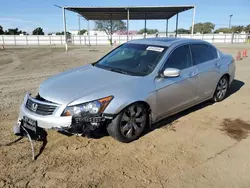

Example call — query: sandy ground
[0,44,250,188]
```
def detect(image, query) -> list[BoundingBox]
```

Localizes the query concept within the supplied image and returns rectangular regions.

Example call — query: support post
[62,7,68,51]
[127,9,130,41]
[14,35,16,46]
[144,15,147,38]
[229,15,233,29]
[166,19,168,37]
[191,6,196,35]
[231,33,234,44]
[110,14,113,45]
[175,13,179,38]
[88,20,90,46]
[26,35,28,45]
[2,35,4,46]
[78,14,82,46]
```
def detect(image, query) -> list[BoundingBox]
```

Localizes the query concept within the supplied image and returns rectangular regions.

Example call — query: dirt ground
[0,44,250,188]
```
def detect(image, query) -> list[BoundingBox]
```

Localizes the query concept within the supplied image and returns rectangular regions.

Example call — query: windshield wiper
[95,64,133,75]
[109,68,130,75]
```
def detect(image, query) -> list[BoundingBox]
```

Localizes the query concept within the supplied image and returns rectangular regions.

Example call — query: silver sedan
[15,38,235,142]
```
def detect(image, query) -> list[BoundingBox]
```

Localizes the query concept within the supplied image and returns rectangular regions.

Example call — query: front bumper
[18,99,72,130]
[16,93,111,134]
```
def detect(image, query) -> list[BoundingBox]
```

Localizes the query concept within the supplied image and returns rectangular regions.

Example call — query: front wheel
[107,103,148,143]
[213,75,229,102]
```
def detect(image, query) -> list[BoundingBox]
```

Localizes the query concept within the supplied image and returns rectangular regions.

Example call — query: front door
[155,45,198,120]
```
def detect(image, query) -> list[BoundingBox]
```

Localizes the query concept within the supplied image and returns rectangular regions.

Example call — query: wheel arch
[223,73,230,81]
[118,100,152,114]
[116,100,153,129]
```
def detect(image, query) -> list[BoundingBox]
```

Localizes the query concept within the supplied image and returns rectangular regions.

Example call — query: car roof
[127,37,211,47]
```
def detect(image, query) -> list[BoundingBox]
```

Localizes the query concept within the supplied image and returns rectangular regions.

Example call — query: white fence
[0,33,248,46]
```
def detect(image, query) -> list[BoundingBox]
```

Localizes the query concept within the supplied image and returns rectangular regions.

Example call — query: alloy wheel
[216,77,228,100]
[120,105,146,139]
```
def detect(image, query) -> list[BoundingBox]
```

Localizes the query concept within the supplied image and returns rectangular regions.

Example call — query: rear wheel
[107,103,147,143]
[213,75,229,102]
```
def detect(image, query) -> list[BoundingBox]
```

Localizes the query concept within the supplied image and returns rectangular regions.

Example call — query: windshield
[94,43,167,76]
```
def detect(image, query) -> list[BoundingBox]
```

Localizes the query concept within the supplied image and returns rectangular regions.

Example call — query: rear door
[190,44,221,100]
[155,44,198,119]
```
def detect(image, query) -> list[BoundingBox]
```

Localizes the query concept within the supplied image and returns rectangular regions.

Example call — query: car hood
[39,64,138,105]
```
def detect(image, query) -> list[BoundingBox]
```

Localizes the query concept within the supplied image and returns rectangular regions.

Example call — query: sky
[0,0,250,34]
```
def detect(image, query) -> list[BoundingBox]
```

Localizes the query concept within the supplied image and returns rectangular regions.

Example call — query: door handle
[189,72,197,78]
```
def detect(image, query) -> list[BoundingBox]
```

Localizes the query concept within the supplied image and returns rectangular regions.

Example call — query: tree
[245,24,250,33]
[231,25,244,33]
[0,25,4,35]
[138,28,159,34]
[175,28,190,34]
[32,27,44,35]
[79,29,87,35]
[190,22,215,34]
[214,28,232,33]
[55,31,71,36]
[5,28,23,35]
[95,20,126,36]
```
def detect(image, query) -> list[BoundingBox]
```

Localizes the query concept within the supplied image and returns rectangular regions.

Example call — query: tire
[107,103,148,143]
[213,75,229,102]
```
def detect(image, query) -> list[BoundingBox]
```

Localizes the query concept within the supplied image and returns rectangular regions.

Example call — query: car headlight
[62,96,113,116]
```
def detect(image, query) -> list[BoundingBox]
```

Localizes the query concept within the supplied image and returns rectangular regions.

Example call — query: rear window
[191,44,218,65]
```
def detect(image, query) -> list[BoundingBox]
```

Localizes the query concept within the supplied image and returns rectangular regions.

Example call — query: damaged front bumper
[15,93,113,135]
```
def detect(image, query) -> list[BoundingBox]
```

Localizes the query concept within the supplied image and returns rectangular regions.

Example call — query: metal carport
[61,5,196,50]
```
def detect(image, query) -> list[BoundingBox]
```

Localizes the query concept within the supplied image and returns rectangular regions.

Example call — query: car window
[164,45,192,70]
[108,48,135,62]
[95,43,167,76]
[191,44,218,65]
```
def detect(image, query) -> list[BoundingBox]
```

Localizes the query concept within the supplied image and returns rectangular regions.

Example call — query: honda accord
[15,38,235,142]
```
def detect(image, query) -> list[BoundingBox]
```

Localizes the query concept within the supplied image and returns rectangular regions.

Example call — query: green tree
[190,22,215,34]
[138,28,159,34]
[5,28,23,35]
[95,20,126,36]
[79,29,87,35]
[231,25,244,33]
[175,28,190,34]
[22,31,28,35]
[245,24,250,33]
[0,25,4,35]
[32,27,44,35]
[214,28,232,33]
[55,31,71,36]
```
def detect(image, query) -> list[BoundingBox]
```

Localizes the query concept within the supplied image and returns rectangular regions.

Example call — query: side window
[164,45,192,70]
[209,46,218,59]
[191,44,218,65]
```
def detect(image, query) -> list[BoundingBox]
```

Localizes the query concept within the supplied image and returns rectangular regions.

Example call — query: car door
[155,44,198,120]
[190,44,221,100]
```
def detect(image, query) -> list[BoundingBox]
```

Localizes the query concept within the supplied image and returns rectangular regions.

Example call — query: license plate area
[23,116,37,132]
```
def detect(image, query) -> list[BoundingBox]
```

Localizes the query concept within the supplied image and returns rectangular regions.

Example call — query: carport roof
[64,5,195,20]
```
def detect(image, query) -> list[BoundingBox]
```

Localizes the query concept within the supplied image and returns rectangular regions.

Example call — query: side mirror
[163,68,181,77]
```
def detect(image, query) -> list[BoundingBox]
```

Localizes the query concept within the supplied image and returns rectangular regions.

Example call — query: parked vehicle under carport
[14,37,235,143]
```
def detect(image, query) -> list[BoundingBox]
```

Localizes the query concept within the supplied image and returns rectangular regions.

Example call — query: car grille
[26,98,57,115]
